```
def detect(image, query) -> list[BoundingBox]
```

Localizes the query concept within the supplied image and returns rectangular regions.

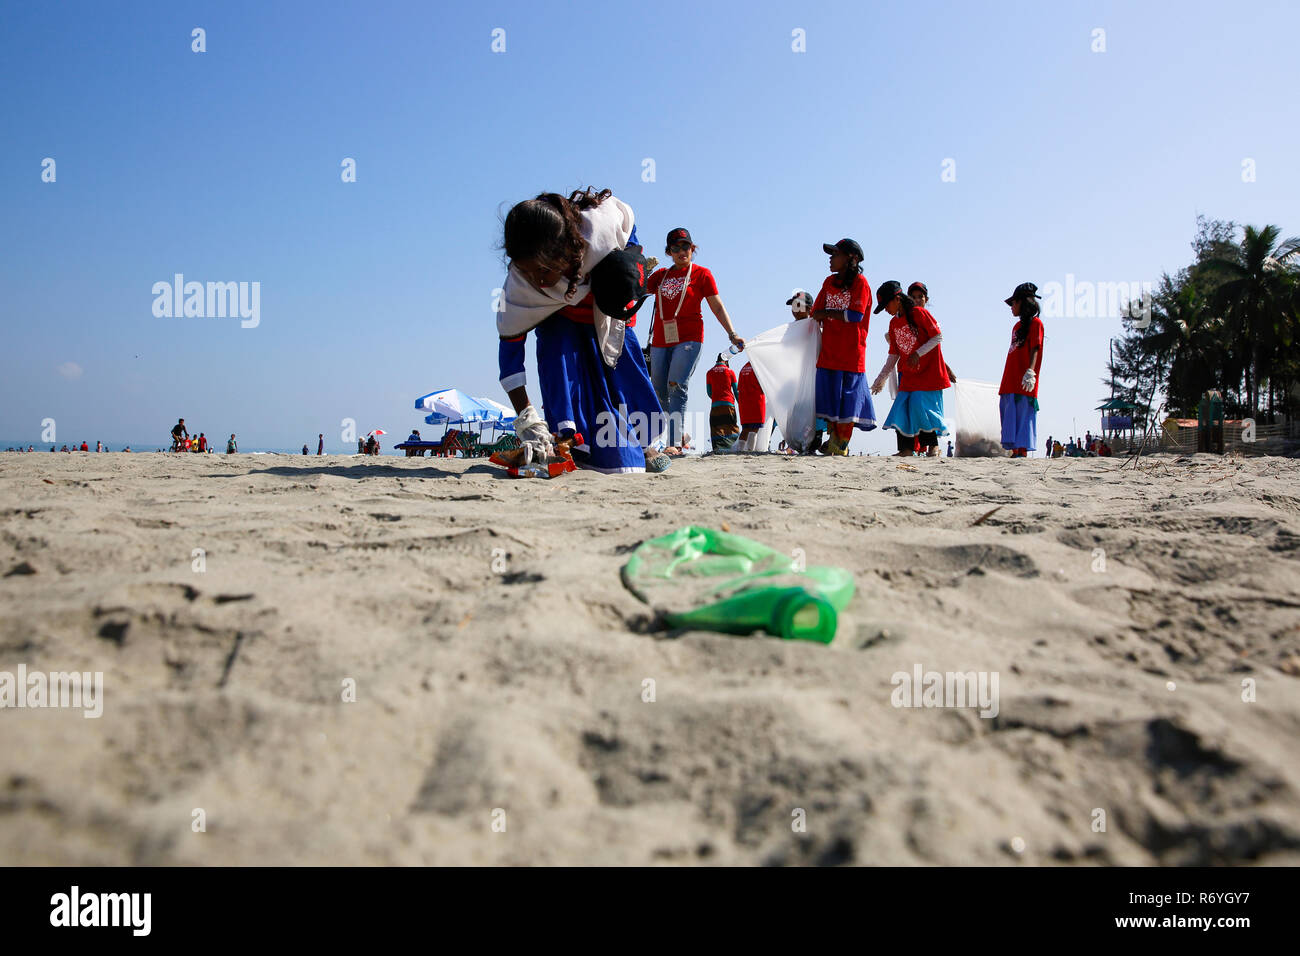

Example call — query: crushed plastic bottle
[620,526,854,643]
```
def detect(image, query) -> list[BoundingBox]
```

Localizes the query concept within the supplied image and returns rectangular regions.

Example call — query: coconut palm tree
[1196,225,1300,419]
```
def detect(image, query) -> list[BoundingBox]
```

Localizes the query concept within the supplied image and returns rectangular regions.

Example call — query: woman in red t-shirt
[646,228,744,454]
[810,238,875,456]
[998,282,1044,458]
[870,281,952,457]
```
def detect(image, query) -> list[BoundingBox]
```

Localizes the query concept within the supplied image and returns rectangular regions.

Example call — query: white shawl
[496,196,635,368]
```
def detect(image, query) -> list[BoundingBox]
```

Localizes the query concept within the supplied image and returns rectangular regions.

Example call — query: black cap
[716,353,728,364]
[785,290,814,310]
[1004,282,1039,305]
[666,227,693,249]
[822,238,864,261]
[590,248,650,321]
[907,281,928,298]
[873,280,902,314]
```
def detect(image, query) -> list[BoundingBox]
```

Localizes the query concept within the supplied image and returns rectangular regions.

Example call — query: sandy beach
[2,451,1298,866]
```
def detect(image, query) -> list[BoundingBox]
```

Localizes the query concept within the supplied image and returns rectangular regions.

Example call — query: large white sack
[950,379,1004,456]
[743,319,820,452]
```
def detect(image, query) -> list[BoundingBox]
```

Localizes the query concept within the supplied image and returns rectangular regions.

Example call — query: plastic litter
[620,526,854,643]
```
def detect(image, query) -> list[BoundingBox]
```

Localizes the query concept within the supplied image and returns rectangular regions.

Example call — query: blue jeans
[649,341,702,447]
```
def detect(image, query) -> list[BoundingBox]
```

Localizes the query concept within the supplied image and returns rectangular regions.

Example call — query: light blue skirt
[883,389,948,437]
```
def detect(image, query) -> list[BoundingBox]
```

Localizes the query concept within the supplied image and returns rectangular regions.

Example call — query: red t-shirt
[647,265,718,347]
[999,315,1045,397]
[813,272,872,372]
[706,364,738,405]
[888,306,951,392]
[737,362,766,424]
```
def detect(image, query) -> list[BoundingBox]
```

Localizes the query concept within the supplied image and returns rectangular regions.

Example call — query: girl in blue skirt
[810,238,875,455]
[998,282,1044,458]
[496,188,670,474]
[870,280,952,456]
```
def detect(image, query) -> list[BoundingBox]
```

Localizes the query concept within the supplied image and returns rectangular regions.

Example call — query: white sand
[1,451,1298,865]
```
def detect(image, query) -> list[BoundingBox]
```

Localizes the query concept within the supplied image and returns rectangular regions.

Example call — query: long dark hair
[833,258,862,291]
[1013,296,1040,348]
[503,187,612,296]
[896,292,920,335]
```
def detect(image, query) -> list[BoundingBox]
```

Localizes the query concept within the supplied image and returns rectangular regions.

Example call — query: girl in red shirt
[646,228,744,454]
[870,281,952,457]
[810,238,875,455]
[998,282,1044,458]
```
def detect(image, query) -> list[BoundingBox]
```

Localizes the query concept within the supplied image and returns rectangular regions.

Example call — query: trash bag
[949,379,1003,456]
[620,526,854,643]
[742,319,821,453]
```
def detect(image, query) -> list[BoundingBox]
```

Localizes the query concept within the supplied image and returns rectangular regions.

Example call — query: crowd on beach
[495,187,1046,474]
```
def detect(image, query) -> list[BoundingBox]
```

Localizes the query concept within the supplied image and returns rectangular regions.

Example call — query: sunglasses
[668,242,692,253]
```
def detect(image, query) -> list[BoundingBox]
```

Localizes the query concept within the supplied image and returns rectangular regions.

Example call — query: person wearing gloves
[870,280,952,457]
[736,359,767,452]
[999,282,1044,458]
[496,187,670,474]
[786,289,827,454]
[810,238,875,456]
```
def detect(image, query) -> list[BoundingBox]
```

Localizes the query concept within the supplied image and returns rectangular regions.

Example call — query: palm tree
[1196,225,1300,419]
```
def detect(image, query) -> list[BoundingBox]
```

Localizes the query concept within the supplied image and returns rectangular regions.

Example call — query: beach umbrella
[415,388,495,424]
[472,396,517,426]
[367,429,387,436]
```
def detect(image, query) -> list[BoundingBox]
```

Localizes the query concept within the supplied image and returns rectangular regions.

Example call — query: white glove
[1021,368,1037,392]
[512,404,554,463]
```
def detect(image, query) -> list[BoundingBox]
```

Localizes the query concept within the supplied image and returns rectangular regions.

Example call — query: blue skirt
[999,393,1037,450]
[535,317,662,473]
[815,368,876,429]
[884,389,948,437]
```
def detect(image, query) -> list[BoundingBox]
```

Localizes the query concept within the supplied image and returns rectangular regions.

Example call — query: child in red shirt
[998,282,1044,457]
[871,281,952,457]
[737,361,767,452]
[810,238,875,455]
[705,354,740,451]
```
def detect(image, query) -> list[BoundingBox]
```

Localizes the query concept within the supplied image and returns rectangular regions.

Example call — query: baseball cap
[873,280,902,314]
[822,238,864,260]
[1004,282,1039,305]
[785,290,814,310]
[907,281,928,297]
[666,227,693,248]
[590,248,650,321]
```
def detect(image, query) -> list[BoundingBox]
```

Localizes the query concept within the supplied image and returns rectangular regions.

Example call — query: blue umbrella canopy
[414,388,496,425]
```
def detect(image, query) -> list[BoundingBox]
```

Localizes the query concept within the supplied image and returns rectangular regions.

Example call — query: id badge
[663,320,680,345]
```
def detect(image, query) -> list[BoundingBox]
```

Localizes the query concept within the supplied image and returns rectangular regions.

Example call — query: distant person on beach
[198,433,208,452]
[810,239,875,456]
[80,441,88,451]
[226,434,238,453]
[95,440,102,453]
[947,440,953,457]
[871,280,951,458]
[998,282,1043,458]
[645,227,744,456]
[171,419,188,451]
[1045,435,1053,458]
[317,434,324,455]
[302,444,309,455]
[737,360,767,452]
[705,354,740,451]
[496,186,670,474]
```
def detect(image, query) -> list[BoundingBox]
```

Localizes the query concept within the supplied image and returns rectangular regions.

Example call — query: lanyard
[657,262,693,322]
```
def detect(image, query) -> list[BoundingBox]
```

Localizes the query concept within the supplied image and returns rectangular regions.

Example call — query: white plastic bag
[950,379,1004,456]
[743,319,820,452]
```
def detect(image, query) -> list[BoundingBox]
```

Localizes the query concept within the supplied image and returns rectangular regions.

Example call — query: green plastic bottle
[620,526,854,644]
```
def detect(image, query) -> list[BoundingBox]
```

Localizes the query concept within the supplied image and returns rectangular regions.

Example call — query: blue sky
[2,0,1296,453]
